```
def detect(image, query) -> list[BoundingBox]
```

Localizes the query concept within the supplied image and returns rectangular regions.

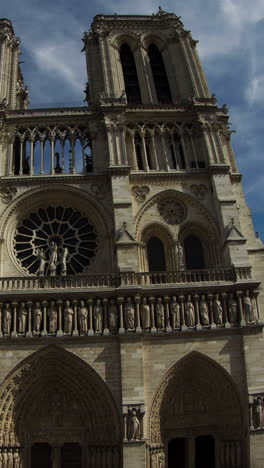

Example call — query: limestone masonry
[0,8,263,468]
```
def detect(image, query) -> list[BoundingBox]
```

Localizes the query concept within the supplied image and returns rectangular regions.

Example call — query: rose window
[14,206,98,275]
[158,199,187,225]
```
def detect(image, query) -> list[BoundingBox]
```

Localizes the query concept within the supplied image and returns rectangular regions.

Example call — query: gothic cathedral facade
[0,8,263,468]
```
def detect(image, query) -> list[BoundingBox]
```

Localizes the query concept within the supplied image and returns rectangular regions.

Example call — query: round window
[14,205,98,275]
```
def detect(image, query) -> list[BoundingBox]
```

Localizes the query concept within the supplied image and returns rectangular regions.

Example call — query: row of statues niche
[37,241,68,276]
[0,448,20,467]
[250,395,264,430]
[0,291,256,336]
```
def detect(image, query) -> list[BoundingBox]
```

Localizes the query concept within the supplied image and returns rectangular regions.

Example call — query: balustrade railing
[0,290,259,338]
[0,267,252,292]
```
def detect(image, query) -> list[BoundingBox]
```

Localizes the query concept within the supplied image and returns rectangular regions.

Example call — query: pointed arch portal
[148,351,247,468]
[0,346,121,467]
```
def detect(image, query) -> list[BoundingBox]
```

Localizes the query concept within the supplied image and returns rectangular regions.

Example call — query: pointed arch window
[184,234,205,269]
[134,133,144,170]
[120,43,142,104]
[148,43,172,104]
[169,134,186,170]
[147,237,166,271]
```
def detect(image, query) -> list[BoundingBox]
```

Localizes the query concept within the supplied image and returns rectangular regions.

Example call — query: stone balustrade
[0,266,253,293]
[0,290,259,338]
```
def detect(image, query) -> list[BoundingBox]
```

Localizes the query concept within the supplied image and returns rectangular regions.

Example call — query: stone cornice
[230,172,243,182]
[209,164,230,175]
[108,166,131,176]
[0,173,108,186]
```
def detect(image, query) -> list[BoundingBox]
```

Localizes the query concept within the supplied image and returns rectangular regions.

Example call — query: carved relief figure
[108,298,118,331]
[3,303,12,335]
[228,293,237,324]
[199,295,209,326]
[140,297,151,330]
[185,295,195,327]
[156,297,165,329]
[18,302,27,333]
[254,397,264,428]
[33,301,42,333]
[94,298,103,333]
[60,246,68,275]
[78,300,88,333]
[47,301,57,333]
[243,291,254,322]
[213,294,223,325]
[64,300,74,333]
[127,408,140,440]
[125,297,135,330]
[48,241,58,276]
[13,449,20,468]
[37,247,46,276]
[170,296,180,328]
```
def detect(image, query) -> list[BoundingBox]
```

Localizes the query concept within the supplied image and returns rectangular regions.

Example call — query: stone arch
[139,222,176,271]
[148,351,246,467]
[0,345,121,465]
[135,190,222,267]
[0,184,115,275]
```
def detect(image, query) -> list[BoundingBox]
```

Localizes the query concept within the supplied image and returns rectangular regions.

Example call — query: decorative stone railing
[0,266,252,292]
[0,289,260,338]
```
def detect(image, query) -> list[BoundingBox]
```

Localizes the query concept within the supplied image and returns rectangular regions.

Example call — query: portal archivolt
[0,346,121,467]
[148,351,246,468]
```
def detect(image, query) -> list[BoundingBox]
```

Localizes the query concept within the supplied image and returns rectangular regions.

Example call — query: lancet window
[148,43,172,104]
[184,234,205,270]
[120,43,142,104]
[11,125,92,176]
[147,237,166,272]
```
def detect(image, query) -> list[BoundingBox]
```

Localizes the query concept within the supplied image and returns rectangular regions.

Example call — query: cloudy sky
[2,0,263,238]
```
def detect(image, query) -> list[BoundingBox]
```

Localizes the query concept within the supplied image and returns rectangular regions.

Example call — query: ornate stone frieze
[131,185,150,203]
[157,199,187,225]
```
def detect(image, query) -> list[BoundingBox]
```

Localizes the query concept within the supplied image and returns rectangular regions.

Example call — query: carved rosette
[190,184,207,200]
[131,185,150,203]
[157,199,187,225]
[0,187,17,204]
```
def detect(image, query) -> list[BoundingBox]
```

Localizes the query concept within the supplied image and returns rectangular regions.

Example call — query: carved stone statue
[37,247,46,275]
[156,297,165,329]
[33,301,42,333]
[127,408,140,440]
[48,241,58,276]
[199,295,209,326]
[125,297,135,330]
[78,300,88,333]
[140,297,151,330]
[13,448,20,468]
[64,300,74,333]
[170,296,180,328]
[213,294,223,325]
[94,298,103,333]
[18,302,27,333]
[228,293,237,324]
[47,301,57,333]
[185,295,195,327]
[60,246,68,275]
[176,242,185,270]
[108,298,118,332]
[3,303,12,335]
[243,291,254,322]
[254,397,264,428]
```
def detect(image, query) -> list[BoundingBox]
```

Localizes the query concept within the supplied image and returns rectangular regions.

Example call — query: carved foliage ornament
[131,185,150,203]
[190,184,207,200]
[157,199,187,225]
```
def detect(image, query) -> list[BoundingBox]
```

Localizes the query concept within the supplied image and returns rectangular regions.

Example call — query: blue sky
[2,0,264,238]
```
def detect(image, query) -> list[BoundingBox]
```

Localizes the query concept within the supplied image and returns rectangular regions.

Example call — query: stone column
[26,301,33,338]
[0,302,3,338]
[11,302,17,338]
[103,298,109,335]
[56,300,63,337]
[164,296,172,333]
[72,299,79,336]
[88,298,94,336]
[117,297,125,334]
[134,295,142,334]
[149,297,157,334]
[237,291,246,326]
[179,295,187,331]
[41,300,48,336]
[194,294,202,330]
[221,293,230,328]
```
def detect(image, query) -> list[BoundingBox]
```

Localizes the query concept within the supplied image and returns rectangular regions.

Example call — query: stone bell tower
[0,18,28,110]
[0,8,263,468]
